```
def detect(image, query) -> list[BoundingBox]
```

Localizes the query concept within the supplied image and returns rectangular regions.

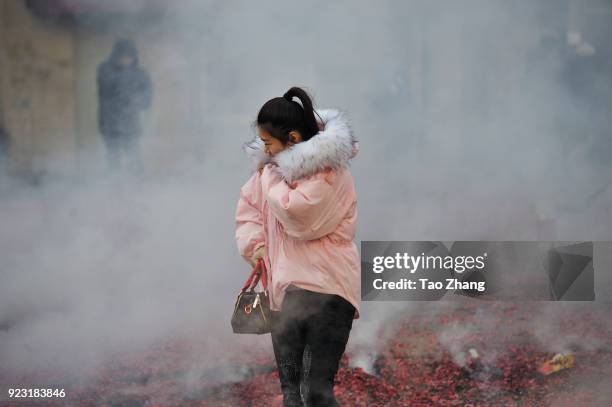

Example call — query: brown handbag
[231,259,271,334]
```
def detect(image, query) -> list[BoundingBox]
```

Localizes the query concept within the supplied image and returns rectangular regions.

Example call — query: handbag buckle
[244,304,252,314]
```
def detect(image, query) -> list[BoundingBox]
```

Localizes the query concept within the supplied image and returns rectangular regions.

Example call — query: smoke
[0,0,611,398]
[0,168,253,370]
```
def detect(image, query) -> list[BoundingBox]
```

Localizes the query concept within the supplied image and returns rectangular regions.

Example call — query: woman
[235,86,360,407]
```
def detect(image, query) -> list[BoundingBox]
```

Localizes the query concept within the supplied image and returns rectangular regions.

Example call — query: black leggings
[270,287,355,407]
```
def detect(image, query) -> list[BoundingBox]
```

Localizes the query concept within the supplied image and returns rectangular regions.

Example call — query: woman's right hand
[250,245,266,267]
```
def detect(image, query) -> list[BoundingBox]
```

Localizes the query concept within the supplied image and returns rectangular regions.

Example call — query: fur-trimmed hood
[242,108,359,183]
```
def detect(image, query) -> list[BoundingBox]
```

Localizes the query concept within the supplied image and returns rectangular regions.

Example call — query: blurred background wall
[1,0,76,177]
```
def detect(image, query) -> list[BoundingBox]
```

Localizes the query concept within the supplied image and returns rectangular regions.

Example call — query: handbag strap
[251,259,268,291]
[241,259,268,293]
[240,260,260,292]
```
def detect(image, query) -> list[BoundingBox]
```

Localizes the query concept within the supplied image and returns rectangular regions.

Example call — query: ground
[2,301,611,406]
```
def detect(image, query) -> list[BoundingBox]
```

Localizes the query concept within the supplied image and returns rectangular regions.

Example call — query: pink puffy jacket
[235,108,361,319]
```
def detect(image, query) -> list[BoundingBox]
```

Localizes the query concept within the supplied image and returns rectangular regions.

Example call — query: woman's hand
[258,162,278,176]
[249,245,266,266]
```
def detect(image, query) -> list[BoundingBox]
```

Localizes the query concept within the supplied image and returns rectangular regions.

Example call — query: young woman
[235,86,360,406]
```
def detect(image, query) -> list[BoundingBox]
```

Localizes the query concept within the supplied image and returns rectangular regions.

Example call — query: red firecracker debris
[1,302,611,406]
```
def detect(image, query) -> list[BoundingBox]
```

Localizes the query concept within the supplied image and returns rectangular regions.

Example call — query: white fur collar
[242,108,359,183]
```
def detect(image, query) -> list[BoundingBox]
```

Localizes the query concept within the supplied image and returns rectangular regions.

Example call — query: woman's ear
[288,130,303,145]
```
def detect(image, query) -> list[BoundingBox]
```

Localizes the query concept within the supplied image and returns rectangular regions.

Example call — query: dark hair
[256,87,322,145]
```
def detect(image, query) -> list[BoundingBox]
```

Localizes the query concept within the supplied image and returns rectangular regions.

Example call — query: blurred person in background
[97,38,152,174]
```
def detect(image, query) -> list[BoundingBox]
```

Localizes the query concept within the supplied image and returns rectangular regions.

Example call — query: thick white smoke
[0,0,610,395]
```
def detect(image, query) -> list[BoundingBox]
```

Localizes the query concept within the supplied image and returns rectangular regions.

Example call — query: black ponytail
[256,86,322,145]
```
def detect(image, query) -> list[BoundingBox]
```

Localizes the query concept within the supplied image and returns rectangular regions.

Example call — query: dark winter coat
[97,40,152,138]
